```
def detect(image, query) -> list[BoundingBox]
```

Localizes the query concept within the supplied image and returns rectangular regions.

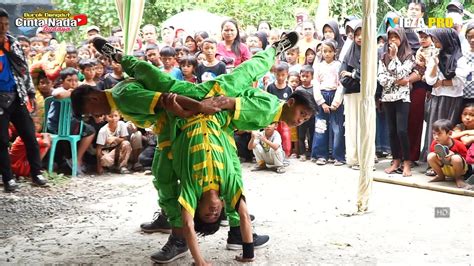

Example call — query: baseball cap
[447,1,463,13]
[86,25,100,33]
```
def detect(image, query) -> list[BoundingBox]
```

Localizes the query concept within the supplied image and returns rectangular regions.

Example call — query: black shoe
[140,211,172,233]
[4,179,18,193]
[226,228,270,250]
[150,234,188,264]
[93,37,122,63]
[32,174,48,187]
[272,31,299,56]
[220,214,255,226]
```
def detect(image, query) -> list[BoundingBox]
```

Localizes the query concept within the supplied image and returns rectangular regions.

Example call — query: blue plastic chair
[43,97,83,177]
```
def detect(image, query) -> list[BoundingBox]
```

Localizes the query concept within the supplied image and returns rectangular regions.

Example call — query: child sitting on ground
[249,122,285,173]
[427,119,472,189]
[96,110,131,174]
[452,103,474,147]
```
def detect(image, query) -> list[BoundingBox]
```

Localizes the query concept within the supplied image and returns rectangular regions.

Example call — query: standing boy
[296,65,315,161]
[159,46,183,80]
[195,39,226,83]
[79,59,97,86]
[266,62,293,157]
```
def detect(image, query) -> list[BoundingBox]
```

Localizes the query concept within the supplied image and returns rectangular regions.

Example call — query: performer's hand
[161,93,194,118]
[235,255,255,263]
[199,96,227,115]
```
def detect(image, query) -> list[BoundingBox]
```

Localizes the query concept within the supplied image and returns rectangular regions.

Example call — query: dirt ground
[0,159,473,265]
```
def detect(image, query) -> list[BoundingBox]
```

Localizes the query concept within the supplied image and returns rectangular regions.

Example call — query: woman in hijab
[184,35,198,55]
[340,21,362,169]
[322,20,345,58]
[377,26,415,177]
[421,28,464,163]
[338,19,361,61]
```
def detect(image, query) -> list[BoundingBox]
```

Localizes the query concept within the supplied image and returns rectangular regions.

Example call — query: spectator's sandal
[425,168,436,176]
[251,164,267,171]
[275,167,285,174]
[119,167,130,174]
[434,144,451,166]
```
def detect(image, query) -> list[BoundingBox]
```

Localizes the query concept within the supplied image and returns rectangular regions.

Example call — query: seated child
[47,67,96,175]
[452,103,474,147]
[248,122,285,173]
[96,110,131,174]
[427,119,472,189]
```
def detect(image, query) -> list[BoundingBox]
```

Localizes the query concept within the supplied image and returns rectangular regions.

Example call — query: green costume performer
[105,47,282,228]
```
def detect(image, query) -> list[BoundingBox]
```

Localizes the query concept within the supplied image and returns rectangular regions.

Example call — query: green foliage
[53,0,119,44]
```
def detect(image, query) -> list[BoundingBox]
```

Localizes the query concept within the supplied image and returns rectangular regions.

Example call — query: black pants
[383,100,410,161]
[234,132,253,162]
[297,115,315,158]
[0,96,41,183]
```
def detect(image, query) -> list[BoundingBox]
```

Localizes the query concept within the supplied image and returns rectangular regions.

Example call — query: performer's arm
[181,208,209,266]
[235,198,254,262]
[158,93,228,118]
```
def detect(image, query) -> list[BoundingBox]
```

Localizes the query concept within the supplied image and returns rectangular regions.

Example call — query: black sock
[230,226,241,235]
[242,242,254,258]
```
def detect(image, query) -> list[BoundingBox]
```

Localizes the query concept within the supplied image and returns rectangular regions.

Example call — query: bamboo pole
[374,177,474,197]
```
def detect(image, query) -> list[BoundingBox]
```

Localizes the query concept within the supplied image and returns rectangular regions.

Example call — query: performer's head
[193,195,225,236]
[71,84,111,118]
[280,89,318,127]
